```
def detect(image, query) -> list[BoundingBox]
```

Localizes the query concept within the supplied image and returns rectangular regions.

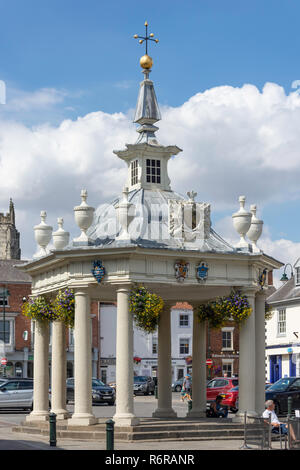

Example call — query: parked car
[133,376,155,395]
[66,378,115,405]
[221,385,239,413]
[172,378,184,392]
[265,377,300,415]
[221,383,271,413]
[206,377,239,404]
[108,382,116,391]
[0,378,34,410]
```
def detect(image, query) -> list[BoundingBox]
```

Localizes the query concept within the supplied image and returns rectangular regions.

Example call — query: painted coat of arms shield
[92,260,106,283]
[196,261,209,281]
[175,261,189,282]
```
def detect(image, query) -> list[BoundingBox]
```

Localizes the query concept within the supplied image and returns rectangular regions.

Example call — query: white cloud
[1,81,300,262]
[6,87,67,111]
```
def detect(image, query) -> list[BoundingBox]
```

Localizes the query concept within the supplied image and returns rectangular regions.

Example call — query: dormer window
[131,160,138,186]
[146,159,161,184]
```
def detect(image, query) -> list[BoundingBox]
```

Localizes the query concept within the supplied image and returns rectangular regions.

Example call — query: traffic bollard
[49,412,57,447]
[106,419,115,450]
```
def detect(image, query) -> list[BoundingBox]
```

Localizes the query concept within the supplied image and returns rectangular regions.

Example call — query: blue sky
[0,0,300,278]
[1,0,299,116]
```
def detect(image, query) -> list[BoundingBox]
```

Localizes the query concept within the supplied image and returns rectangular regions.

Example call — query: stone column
[255,291,267,415]
[233,289,257,421]
[26,319,50,422]
[153,303,177,418]
[187,309,206,417]
[113,286,139,426]
[68,289,96,426]
[51,320,69,419]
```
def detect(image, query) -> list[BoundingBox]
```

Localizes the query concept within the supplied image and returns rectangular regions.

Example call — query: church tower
[0,199,21,260]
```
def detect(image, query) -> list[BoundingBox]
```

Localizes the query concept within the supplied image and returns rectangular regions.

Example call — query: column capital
[73,287,89,295]
[240,287,259,299]
[255,289,268,299]
[114,283,133,293]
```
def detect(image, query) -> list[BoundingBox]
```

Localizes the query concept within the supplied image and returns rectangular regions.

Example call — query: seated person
[262,400,288,435]
[208,394,228,418]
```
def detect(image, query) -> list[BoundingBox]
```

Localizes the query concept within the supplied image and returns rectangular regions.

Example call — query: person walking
[183,375,191,393]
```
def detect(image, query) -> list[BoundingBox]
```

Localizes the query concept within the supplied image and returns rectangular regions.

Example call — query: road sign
[1,357,7,366]
[206,359,213,365]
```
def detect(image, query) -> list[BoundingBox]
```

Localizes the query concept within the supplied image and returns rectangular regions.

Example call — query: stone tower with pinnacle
[0,199,21,260]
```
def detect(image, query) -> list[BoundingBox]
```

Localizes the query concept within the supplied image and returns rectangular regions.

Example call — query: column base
[26,411,49,422]
[232,410,258,423]
[51,409,71,420]
[113,413,139,427]
[152,408,177,418]
[68,413,98,426]
[186,409,206,418]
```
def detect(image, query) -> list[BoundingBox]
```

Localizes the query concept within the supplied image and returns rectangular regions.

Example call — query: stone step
[129,423,244,433]
[12,423,245,442]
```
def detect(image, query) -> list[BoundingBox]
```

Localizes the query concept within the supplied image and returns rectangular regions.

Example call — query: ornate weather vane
[133,21,159,70]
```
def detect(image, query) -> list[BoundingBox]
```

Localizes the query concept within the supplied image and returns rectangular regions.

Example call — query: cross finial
[133,21,159,69]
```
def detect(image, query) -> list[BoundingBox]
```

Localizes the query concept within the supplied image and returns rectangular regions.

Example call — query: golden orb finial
[140,54,153,69]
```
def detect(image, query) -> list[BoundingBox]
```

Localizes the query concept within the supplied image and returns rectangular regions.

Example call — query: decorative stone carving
[33,211,53,258]
[246,205,263,253]
[115,187,135,240]
[169,197,211,243]
[73,190,95,245]
[232,196,252,249]
[53,218,70,250]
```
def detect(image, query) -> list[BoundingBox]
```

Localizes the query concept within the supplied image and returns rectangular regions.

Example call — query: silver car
[133,376,155,395]
[0,378,34,410]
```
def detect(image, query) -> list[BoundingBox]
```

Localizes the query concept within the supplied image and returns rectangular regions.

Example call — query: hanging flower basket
[22,289,75,328]
[265,301,273,321]
[52,288,75,328]
[217,291,252,325]
[196,291,252,328]
[196,301,228,329]
[22,296,57,322]
[130,285,164,334]
[133,356,141,364]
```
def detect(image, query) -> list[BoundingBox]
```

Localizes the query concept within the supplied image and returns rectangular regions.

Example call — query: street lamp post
[280,263,294,282]
[0,286,9,377]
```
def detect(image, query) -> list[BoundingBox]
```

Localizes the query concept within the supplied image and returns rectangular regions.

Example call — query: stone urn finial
[115,187,134,240]
[246,204,263,253]
[33,210,53,258]
[232,196,252,249]
[73,189,95,245]
[53,217,70,250]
